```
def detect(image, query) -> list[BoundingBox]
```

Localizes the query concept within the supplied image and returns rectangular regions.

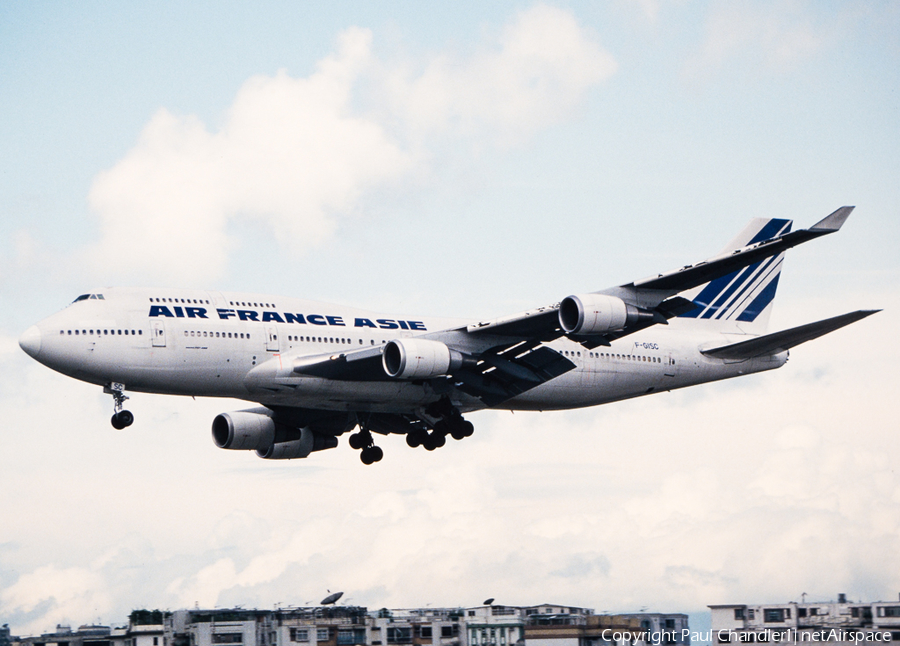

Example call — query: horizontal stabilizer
[701,309,879,360]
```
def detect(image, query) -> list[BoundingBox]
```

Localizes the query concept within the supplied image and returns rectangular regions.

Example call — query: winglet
[810,206,854,232]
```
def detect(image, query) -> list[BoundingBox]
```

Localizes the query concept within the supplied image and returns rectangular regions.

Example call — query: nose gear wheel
[104,383,134,429]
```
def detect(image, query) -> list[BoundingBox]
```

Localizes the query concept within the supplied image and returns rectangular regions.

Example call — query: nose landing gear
[104,383,134,429]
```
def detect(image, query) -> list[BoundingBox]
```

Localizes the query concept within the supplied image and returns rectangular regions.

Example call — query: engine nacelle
[559,294,642,335]
[212,409,275,451]
[255,427,314,460]
[383,338,464,380]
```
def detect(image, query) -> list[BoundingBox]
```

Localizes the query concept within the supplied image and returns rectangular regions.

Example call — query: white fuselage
[22,287,787,415]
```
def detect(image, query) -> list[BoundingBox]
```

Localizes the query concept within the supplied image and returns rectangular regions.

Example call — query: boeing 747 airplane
[19,207,877,464]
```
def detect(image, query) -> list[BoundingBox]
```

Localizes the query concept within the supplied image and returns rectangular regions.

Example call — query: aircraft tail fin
[679,217,792,332]
[701,310,879,360]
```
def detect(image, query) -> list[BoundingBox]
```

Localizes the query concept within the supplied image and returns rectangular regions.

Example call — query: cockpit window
[72,293,105,303]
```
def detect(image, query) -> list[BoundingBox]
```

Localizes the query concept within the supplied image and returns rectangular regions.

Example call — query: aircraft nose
[19,325,42,358]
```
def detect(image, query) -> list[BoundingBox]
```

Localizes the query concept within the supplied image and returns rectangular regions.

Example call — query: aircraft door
[151,320,166,347]
[265,326,279,352]
[663,352,678,378]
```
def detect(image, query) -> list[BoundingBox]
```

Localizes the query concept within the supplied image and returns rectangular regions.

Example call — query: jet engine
[212,409,275,451]
[559,294,646,335]
[383,338,465,379]
[213,409,339,460]
[255,429,314,459]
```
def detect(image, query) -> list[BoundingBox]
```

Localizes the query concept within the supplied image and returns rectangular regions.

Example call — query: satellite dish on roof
[321,591,344,605]
[484,598,495,606]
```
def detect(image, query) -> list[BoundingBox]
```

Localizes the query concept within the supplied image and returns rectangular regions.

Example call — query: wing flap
[701,309,879,360]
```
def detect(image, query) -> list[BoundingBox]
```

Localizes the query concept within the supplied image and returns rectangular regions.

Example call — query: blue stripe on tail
[679,218,791,323]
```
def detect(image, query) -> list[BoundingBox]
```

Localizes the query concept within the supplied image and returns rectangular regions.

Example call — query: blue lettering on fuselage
[150,307,427,330]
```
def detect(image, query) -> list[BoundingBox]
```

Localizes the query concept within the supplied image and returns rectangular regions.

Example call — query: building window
[878,607,900,618]
[764,609,785,623]
[386,628,411,644]
[212,635,243,644]
[418,627,432,639]
[798,609,807,618]
[291,630,309,642]
[748,610,755,620]
[317,630,329,642]
[734,609,745,620]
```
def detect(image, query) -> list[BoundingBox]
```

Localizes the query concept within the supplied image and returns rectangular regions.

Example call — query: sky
[1,0,899,637]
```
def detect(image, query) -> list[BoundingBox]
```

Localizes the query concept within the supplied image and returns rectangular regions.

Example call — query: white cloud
[684,1,833,81]
[81,6,614,286]
[381,4,616,141]
[0,565,110,635]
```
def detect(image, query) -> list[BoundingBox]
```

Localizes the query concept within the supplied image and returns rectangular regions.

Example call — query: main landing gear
[348,427,384,465]
[406,400,474,451]
[104,383,134,430]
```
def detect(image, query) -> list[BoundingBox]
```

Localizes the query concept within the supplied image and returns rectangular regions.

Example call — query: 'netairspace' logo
[601,630,895,645]
[710,630,894,644]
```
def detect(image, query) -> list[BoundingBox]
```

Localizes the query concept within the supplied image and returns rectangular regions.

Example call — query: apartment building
[710,595,900,644]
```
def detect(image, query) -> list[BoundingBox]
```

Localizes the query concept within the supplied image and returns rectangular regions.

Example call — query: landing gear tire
[406,431,425,448]
[450,419,474,440]
[423,431,446,450]
[360,445,383,464]
[111,410,134,430]
[348,431,367,450]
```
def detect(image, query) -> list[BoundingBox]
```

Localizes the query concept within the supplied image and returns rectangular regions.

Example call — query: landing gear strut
[104,382,134,430]
[348,427,383,465]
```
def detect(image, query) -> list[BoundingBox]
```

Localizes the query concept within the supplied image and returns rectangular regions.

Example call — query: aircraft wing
[700,310,880,360]
[465,206,854,342]
[289,338,576,406]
